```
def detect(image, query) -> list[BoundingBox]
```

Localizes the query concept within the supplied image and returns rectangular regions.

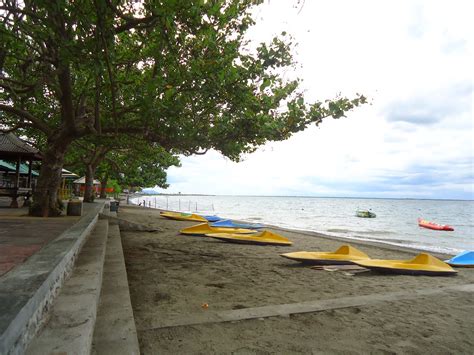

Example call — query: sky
[147,0,473,200]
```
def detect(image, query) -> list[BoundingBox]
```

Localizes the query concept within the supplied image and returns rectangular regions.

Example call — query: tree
[1,1,366,216]
[63,139,111,203]
[64,137,179,201]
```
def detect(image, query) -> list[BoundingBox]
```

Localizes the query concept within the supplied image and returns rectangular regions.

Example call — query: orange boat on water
[418,218,454,231]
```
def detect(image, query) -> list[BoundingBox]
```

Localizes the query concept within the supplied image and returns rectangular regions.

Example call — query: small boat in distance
[418,218,454,231]
[356,210,376,218]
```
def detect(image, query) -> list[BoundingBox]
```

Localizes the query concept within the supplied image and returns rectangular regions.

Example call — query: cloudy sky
[151,0,473,200]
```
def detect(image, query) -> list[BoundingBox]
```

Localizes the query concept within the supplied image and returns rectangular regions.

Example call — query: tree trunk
[83,164,95,203]
[30,138,71,217]
[100,175,108,199]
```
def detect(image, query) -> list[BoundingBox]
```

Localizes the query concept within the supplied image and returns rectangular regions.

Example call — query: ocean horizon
[139,192,474,202]
[131,194,473,255]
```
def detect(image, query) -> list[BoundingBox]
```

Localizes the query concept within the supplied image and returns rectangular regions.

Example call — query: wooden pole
[27,159,32,188]
[14,156,21,188]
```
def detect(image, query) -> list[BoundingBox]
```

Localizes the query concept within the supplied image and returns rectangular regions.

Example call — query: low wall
[0,202,107,355]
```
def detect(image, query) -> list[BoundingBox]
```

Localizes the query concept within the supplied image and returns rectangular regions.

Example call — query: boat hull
[160,211,208,222]
[445,251,474,267]
[354,253,457,276]
[211,219,263,229]
[180,223,255,236]
[418,218,454,231]
[356,210,376,218]
[280,245,370,265]
[206,231,292,246]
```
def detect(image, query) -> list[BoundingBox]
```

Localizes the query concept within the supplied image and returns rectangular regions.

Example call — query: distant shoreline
[132,193,473,202]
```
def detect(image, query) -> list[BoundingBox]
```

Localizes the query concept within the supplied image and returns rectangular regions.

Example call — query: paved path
[0,202,106,354]
[0,204,93,276]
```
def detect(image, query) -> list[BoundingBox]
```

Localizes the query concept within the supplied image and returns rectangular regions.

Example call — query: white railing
[132,196,215,213]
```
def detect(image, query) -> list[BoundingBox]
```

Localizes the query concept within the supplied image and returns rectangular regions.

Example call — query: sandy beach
[119,205,474,354]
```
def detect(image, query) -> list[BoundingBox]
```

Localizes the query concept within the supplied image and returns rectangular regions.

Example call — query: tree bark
[83,164,96,203]
[30,136,72,217]
[100,175,108,199]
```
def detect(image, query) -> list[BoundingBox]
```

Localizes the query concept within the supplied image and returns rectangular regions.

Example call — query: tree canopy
[64,136,179,200]
[0,0,366,216]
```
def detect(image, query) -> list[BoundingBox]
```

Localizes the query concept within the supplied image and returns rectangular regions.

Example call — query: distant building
[0,132,41,207]
[72,177,101,196]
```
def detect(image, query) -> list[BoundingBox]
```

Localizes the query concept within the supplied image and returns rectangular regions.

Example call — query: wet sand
[120,205,474,354]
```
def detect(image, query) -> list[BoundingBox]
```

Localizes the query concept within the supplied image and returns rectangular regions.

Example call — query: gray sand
[119,206,474,354]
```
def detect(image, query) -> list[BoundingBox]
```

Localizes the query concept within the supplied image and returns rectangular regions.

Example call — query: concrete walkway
[0,202,105,354]
[0,204,97,277]
[0,200,141,354]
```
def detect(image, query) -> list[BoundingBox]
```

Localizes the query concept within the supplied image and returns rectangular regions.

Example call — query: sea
[130,195,473,255]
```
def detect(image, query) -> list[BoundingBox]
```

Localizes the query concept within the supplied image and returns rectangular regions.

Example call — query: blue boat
[211,219,264,229]
[445,251,474,267]
[202,215,222,222]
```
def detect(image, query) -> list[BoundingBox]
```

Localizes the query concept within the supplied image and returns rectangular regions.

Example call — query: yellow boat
[353,253,457,276]
[280,245,370,264]
[160,211,207,222]
[180,223,255,236]
[206,230,292,246]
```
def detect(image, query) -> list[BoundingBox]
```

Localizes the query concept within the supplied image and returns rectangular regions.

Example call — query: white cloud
[158,0,473,200]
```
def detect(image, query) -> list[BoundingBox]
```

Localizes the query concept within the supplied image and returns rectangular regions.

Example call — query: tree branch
[193,149,209,155]
[103,0,158,33]
[0,104,52,135]
[0,5,44,21]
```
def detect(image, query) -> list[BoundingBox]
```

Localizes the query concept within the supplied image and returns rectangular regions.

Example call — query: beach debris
[311,265,367,272]
[201,303,209,309]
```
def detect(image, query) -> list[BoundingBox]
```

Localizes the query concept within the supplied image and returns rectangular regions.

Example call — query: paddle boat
[160,211,208,222]
[418,218,454,231]
[353,253,457,276]
[445,251,474,267]
[280,245,370,265]
[180,223,255,236]
[206,230,292,246]
[202,215,222,222]
[211,219,263,229]
[160,211,222,223]
[356,210,376,218]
